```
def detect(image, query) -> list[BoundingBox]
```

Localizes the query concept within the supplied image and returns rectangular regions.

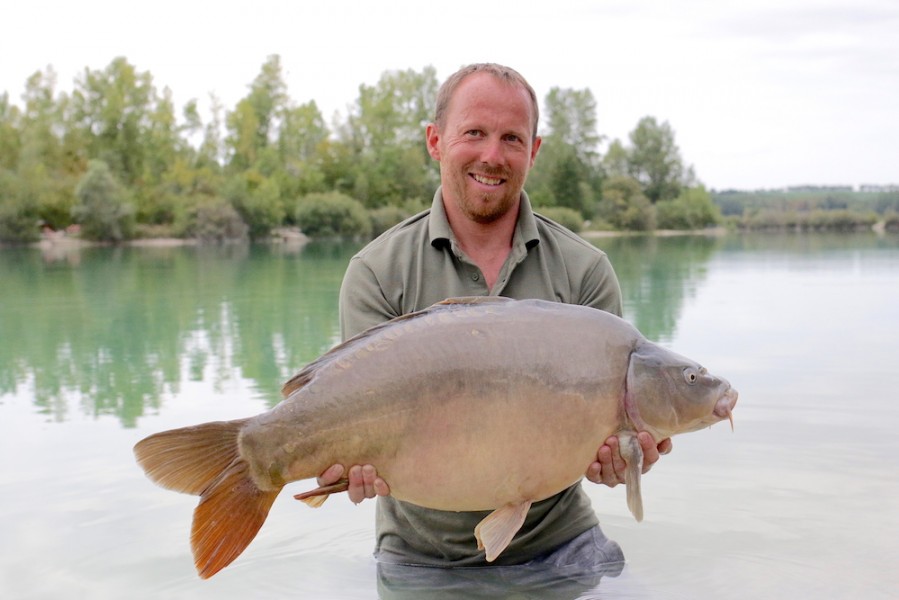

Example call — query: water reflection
[0,241,360,426]
[592,234,722,341]
[376,560,624,599]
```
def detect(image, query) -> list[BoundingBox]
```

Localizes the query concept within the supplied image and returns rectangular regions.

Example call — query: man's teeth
[472,174,502,186]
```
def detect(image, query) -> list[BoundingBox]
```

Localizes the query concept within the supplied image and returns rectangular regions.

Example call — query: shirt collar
[428,187,541,250]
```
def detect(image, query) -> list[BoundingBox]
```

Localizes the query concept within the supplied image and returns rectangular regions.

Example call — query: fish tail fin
[192,459,280,578]
[133,419,280,578]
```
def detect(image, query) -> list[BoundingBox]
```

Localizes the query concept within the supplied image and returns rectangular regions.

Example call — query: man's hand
[317,463,390,504]
[586,433,672,487]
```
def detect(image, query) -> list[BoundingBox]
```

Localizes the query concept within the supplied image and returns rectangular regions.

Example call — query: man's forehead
[446,74,535,128]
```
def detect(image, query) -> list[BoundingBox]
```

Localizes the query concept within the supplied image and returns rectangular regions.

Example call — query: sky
[2,0,897,191]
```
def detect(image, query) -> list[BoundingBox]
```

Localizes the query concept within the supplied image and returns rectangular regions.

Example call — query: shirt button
[471,272,480,281]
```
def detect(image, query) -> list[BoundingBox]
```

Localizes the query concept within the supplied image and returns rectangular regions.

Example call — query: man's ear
[529,136,542,169]
[425,122,441,161]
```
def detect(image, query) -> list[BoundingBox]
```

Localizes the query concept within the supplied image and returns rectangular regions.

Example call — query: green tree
[335,66,439,207]
[0,92,22,171]
[627,116,685,203]
[72,159,135,241]
[601,139,629,179]
[277,100,329,200]
[528,87,602,217]
[226,55,288,172]
[16,68,79,228]
[69,57,156,187]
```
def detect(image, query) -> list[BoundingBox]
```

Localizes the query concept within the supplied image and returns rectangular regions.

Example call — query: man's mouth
[470,173,504,186]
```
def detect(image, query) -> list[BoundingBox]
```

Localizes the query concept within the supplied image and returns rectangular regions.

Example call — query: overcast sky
[2,0,897,191]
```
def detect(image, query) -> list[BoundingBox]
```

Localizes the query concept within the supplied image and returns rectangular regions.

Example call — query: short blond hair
[434,63,539,141]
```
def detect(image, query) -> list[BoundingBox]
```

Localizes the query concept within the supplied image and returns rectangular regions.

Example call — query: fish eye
[683,368,698,384]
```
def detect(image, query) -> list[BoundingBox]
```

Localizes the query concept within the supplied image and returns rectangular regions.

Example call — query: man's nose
[479,136,504,166]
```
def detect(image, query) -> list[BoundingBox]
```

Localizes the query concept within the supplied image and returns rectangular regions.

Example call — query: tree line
[0,55,716,243]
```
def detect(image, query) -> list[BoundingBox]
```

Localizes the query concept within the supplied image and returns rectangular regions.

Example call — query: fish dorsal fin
[617,432,645,522]
[281,296,513,398]
[474,500,532,562]
[436,296,513,306]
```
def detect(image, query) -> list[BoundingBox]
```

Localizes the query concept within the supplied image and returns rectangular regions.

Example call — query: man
[319,63,671,569]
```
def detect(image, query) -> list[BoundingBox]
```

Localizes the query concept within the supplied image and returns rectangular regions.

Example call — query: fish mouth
[713,387,739,431]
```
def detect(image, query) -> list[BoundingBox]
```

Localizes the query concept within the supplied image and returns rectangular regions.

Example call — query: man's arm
[320,256,395,501]
[339,256,399,342]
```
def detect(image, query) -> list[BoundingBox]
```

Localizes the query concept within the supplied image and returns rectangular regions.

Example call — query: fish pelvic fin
[293,479,350,508]
[474,500,532,562]
[617,432,645,522]
[133,419,280,578]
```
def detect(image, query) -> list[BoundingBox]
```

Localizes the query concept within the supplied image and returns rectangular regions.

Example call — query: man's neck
[444,196,520,291]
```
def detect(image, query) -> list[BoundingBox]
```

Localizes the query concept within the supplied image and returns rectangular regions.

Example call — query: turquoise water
[1,233,897,599]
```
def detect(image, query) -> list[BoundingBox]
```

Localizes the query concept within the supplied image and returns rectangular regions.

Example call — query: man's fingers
[595,436,624,487]
[658,438,673,455]
[585,460,603,484]
[361,464,378,498]
[373,476,391,497]
[317,463,345,487]
[347,465,365,504]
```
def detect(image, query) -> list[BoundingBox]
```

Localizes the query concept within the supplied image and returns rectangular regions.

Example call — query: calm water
[1,233,897,599]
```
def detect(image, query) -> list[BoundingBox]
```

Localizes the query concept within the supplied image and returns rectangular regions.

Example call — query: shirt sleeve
[338,255,400,341]
[578,252,624,317]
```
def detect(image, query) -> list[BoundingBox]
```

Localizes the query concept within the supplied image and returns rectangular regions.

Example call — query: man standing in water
[319,63,671,571]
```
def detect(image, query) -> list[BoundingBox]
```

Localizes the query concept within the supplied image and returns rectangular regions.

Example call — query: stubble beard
[455,165,521,224]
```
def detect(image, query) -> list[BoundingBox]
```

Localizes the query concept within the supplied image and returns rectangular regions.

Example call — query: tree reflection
[592,234,722,342]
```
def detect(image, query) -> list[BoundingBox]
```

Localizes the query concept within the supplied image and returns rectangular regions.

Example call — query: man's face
[426,73,541,224]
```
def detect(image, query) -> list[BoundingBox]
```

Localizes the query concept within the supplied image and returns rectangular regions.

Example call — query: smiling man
[327,63,671,571]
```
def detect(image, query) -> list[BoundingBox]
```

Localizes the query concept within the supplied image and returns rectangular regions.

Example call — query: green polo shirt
[338,188,623,566]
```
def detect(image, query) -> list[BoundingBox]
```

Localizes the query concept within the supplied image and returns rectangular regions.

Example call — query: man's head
[427,64,542,225]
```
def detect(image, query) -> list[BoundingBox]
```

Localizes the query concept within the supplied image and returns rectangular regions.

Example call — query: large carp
[134,297,737,578]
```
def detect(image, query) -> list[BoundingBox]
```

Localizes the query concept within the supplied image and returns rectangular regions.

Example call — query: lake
[1,232,897,599]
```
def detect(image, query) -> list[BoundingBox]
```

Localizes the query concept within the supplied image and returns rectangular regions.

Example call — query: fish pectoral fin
[474,500,532,562]
[292,479,350,508]
[618,432,645,522]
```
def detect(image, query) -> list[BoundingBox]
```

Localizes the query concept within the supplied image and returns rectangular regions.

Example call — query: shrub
[656,186,721,230]
[537,207,585,233]
[295,192,371,238]
[0,200,40,244]
[884,211,899,232]
[369,205,409,237]
[597,176,655,231]
[182,198,249,243]
[223,172,285,240]
[71,160,135,242]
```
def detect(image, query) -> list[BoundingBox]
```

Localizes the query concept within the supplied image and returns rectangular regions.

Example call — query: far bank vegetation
[1,56,897,244]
